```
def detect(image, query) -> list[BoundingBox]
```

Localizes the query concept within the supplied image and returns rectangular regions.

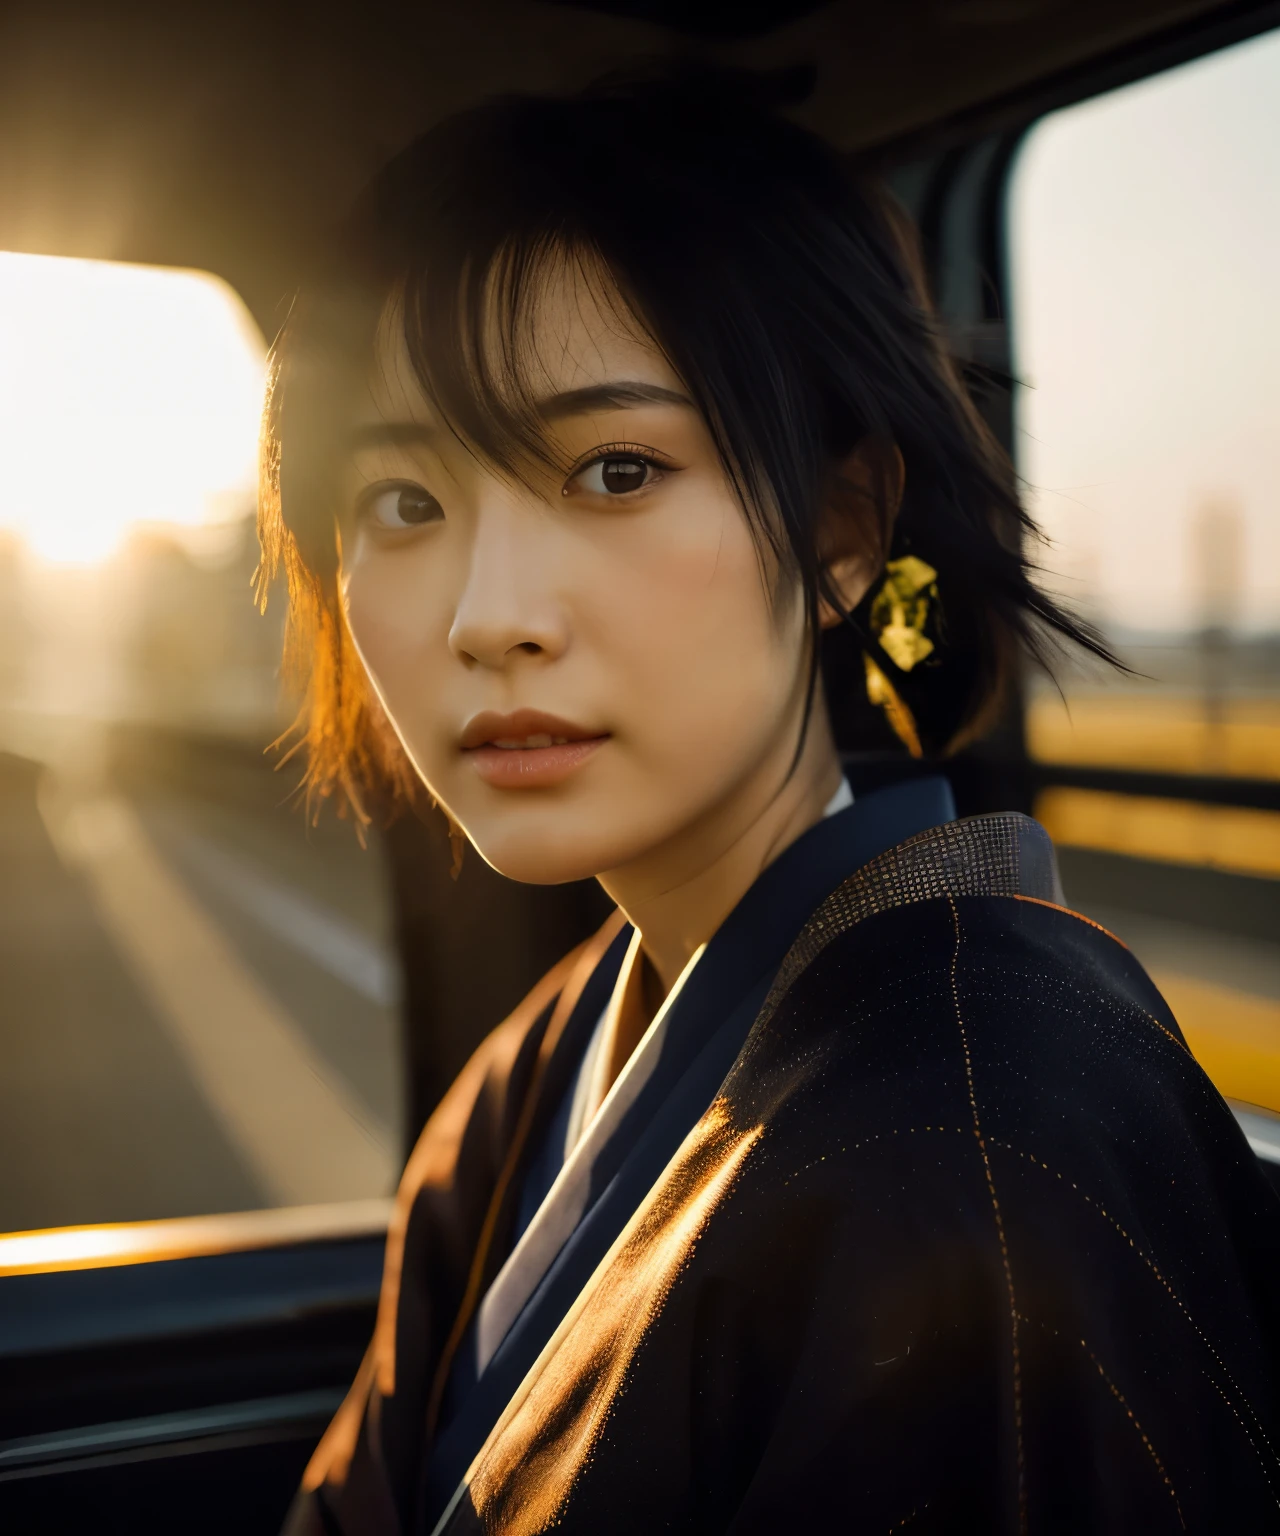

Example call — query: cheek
[342,547,444,704]
[589,497,802,756]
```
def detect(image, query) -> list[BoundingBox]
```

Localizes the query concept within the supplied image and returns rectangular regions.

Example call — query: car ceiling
[0,0,1255,336]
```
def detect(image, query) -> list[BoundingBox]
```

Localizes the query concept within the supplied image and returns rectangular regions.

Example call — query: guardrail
[1031,762,1280,814]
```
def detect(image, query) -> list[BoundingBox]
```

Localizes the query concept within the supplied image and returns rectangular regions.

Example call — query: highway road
[0,722,402,1234]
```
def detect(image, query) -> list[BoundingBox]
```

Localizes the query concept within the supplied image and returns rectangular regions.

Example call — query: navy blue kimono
[285,784,1280,1535]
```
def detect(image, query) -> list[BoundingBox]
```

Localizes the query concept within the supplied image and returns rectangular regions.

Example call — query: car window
[1008,28,1280,1113]
[0,256,401,1235]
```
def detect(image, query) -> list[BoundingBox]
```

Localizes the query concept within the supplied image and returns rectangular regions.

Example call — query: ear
[816,438,905,630]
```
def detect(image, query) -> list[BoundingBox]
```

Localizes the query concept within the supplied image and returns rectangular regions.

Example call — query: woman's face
[340,267,821,886]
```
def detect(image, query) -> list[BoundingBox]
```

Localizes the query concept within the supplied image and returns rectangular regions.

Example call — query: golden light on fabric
[313,811,1280,1533]
[463,1100,763,1534]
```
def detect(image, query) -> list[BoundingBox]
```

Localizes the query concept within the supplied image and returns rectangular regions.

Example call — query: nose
[448,500,569,670]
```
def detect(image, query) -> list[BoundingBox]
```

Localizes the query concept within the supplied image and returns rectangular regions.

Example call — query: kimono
[285,779,1280,1535]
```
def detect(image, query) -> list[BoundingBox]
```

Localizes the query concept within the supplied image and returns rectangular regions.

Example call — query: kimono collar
[571,770,857,1143]
[426,787,1068,1532]
[473,774,958,1374]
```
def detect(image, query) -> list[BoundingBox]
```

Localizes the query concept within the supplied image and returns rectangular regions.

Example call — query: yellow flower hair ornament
[863,554,939,759]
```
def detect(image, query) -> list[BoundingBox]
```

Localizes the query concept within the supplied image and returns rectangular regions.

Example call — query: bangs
[337,83,813,572]
[261,66,1115,819]
[393,235,669,486]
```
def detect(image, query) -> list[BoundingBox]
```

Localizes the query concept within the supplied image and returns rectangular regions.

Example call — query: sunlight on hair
[0,252,265,565]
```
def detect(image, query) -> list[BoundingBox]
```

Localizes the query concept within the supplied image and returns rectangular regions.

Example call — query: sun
[0,252,266,566]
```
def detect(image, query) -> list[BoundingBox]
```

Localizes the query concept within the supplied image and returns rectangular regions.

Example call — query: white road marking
[168,825,398,1007]
[40,786,396,1208]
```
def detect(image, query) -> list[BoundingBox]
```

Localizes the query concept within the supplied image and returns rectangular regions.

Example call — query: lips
[461,709,608,789]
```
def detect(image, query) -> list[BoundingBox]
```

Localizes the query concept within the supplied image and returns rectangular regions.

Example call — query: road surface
[0,723,401,1233]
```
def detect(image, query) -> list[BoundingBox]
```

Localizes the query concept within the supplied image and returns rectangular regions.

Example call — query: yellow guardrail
[1027,690,1280,1112]
[1027,692,1280,781]
[1035,787,1280,879]
[1151,973,1280,1115]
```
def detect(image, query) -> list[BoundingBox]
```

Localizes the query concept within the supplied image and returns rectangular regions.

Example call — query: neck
[597,701,844,998]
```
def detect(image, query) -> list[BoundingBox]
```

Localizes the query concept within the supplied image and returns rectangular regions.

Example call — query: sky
[1010,24,1280,635]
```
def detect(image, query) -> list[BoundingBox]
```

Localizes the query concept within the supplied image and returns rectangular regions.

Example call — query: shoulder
[765,889,1189,1086]
[717,891,1280,1326]
[733,891,1241,1199]
[708,891,1273,1331]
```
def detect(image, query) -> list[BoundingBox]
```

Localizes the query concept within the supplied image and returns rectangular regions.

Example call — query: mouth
[460,709,609,789]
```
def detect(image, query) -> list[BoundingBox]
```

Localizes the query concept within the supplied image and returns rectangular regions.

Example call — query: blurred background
[0,17,1277,1237]
[0,256,405,1230]
[1011,28,1280,1117]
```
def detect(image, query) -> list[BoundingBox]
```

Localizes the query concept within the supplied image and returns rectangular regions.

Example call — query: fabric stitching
[1203,1367,1279,1508]
[1080,1338,1185,1528]
[1137,1008,1196,1059]
[993,1140,1280,1491]
[779,1125,969,1188]
[1003,901,1193,1067]
[1015,1311,1185,1529]
[947,892,1025,1532]
[758,814,1047,1023]
[1008,894,1130,950]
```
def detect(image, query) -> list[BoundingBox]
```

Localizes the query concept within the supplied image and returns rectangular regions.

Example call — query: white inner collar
[473,774,854,1372]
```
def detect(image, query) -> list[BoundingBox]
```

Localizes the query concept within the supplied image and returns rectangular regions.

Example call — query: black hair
[259,63,1110,813]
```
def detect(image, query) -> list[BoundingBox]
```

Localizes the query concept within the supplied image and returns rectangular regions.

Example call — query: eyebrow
[348,380,692,451]
[536,381,693,420]
[349,420,438,451]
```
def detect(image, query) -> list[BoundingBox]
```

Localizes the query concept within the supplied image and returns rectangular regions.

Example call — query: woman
[263,69,1280,1535]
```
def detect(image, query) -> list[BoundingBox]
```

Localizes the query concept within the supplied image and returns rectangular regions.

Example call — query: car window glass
[1008,28,1280,1111]
[0,256,401,1234]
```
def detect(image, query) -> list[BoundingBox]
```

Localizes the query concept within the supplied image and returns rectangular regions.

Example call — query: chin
[462,805,647,888]
[469,831,608,887]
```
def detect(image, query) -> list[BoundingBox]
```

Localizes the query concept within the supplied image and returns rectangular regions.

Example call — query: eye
[361,482,443,530]
[569,453,663,497]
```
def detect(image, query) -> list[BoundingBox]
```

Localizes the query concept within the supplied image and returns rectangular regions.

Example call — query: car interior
[1,0,1278,1529]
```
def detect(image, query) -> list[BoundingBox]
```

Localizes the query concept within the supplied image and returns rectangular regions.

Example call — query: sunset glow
[0,253,266,565]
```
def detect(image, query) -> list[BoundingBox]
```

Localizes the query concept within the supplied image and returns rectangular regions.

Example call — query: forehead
[362,256,682,425]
